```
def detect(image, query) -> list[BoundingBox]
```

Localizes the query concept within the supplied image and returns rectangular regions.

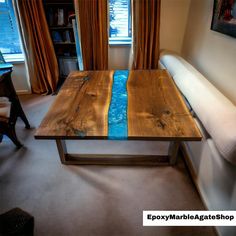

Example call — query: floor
[0,94,216,236]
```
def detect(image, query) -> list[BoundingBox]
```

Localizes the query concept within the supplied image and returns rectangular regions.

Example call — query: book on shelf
[63,30,71,43]
[51,31,62,43]
[57,9,64,26]
[46,7,75,27]
[47,8,54,26]
[58,57,79,77]
[68,11,75,26]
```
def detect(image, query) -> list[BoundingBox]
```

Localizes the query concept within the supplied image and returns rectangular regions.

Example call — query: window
[0,0,24,62]
[109,0,131,45]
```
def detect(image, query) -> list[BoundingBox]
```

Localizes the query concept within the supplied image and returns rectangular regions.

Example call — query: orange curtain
[13,0,59,94]
[132,0,161,70]
[74,0,108,70]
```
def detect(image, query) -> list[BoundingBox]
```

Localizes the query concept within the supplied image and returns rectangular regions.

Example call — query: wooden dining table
[35,69,201,165]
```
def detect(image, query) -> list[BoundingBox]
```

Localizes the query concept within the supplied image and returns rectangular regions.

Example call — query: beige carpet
[0,94,216,236]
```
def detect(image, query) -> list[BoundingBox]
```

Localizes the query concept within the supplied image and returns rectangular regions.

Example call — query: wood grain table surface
[35,69,201,141]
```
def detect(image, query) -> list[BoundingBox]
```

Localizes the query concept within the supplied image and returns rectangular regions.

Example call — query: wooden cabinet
[43,0,79,86]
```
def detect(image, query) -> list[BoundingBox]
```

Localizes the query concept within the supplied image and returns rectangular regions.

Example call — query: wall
[160,0,191,53]
[12,62,31,94]
[182,0,236,105]
[108,46,131,70]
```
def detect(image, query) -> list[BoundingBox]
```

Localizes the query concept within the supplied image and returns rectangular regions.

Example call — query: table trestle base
[55,140,180,166]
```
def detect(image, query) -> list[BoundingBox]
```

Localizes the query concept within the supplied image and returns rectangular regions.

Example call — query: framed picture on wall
[211,0,236,38]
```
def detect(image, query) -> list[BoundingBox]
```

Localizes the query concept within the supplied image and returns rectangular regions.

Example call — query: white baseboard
[16,89,31,95]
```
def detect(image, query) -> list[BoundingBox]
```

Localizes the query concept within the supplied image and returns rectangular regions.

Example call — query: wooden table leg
[168,141,180,165]
[55,139,67,164]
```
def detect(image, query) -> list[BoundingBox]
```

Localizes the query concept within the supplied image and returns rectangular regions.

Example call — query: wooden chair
[0,51,30,147]
[0,97,22,148]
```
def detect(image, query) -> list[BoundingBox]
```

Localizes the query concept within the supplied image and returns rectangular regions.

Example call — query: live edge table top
[35,70,202,141]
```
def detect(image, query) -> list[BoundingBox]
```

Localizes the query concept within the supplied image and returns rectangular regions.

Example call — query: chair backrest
[0,51,13,70]
[0,51,6,64]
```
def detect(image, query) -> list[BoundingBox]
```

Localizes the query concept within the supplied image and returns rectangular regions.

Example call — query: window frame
[108,0,132,46]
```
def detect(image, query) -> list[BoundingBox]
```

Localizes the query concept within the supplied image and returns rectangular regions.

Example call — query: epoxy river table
[35,70,202,165]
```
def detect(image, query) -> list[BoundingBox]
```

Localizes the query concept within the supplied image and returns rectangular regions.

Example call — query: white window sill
[109,37,132,46]
[3,53,25,64]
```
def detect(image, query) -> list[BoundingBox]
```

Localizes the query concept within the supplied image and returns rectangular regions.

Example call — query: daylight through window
[109,0,131,44]
[0,0,23,61]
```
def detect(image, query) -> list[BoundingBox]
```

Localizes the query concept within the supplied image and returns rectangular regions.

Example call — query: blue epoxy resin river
[108,70,129,140]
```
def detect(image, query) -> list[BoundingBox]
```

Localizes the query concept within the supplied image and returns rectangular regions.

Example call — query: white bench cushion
[160,52,236,165]
[0,97,11,120]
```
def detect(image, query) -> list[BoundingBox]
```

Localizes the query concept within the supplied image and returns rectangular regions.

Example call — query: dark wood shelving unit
[54,42,76,45]
[43,0,79,87]
[45,2,73,5]
[49,26,73,30]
